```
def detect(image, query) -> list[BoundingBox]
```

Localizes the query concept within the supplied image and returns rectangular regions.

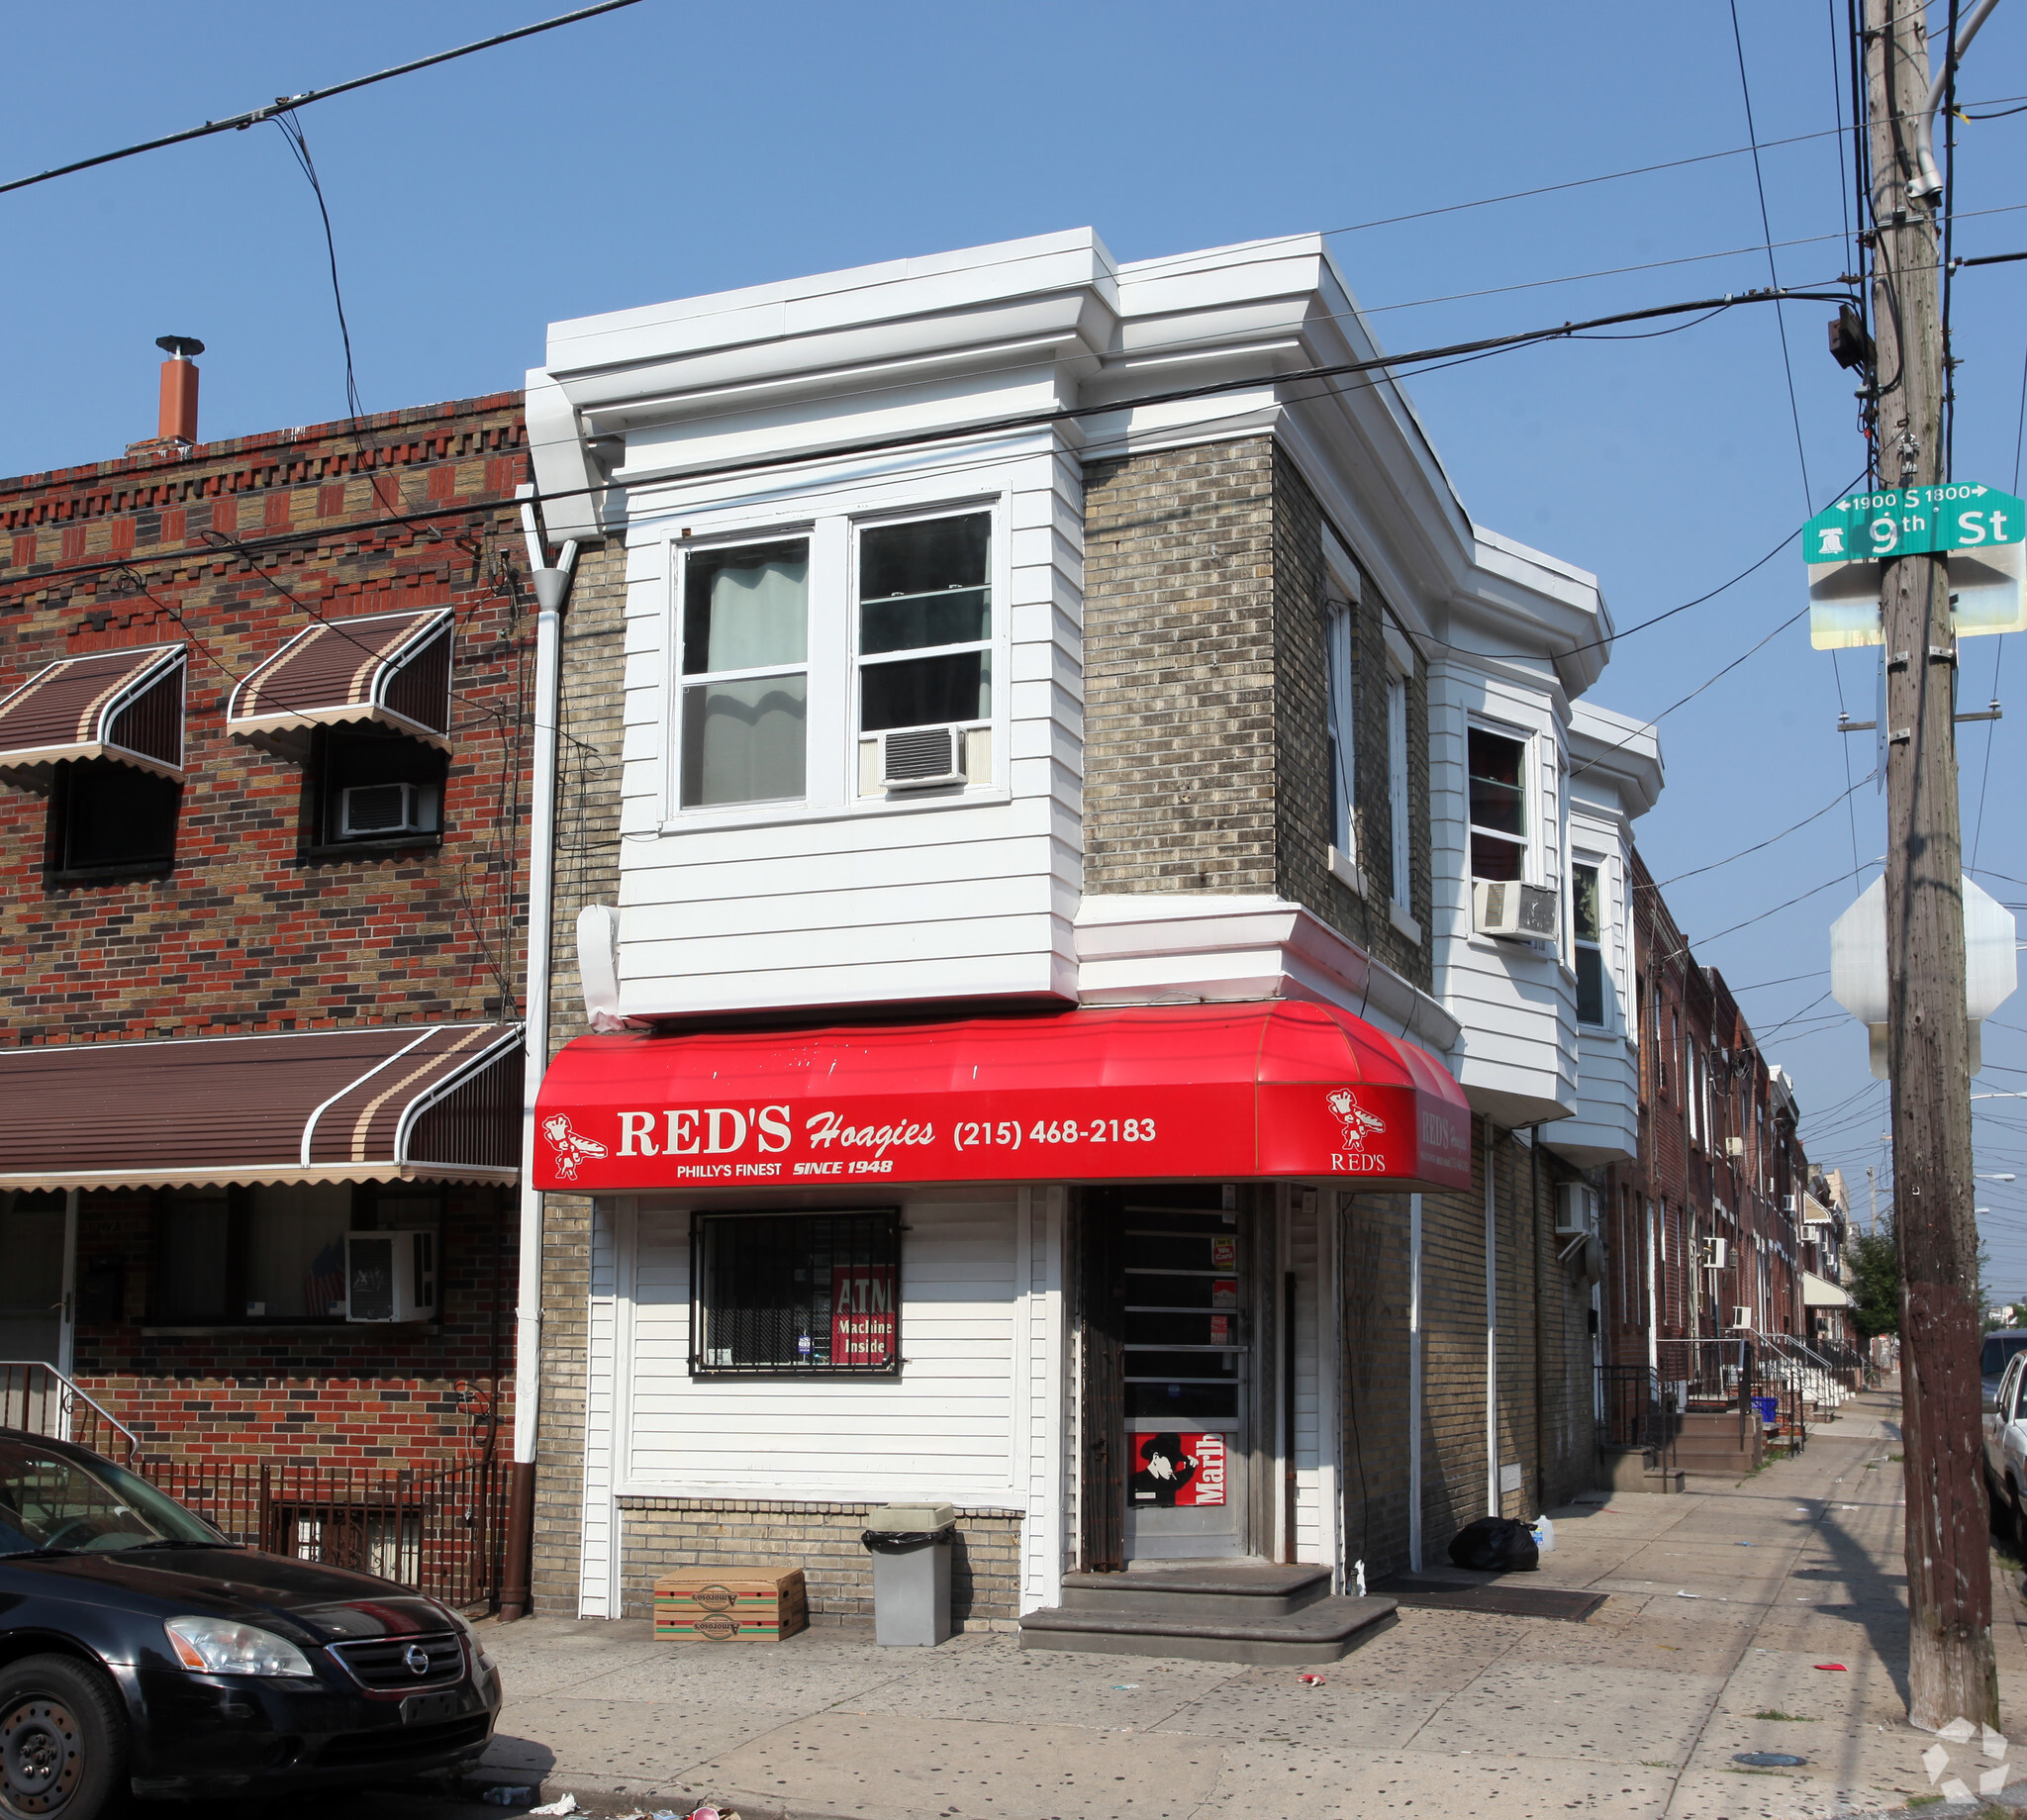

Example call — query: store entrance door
[0,1192,69,1372]
[1118,1189,1248,1562]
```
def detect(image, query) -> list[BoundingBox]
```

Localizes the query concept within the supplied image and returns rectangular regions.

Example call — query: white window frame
[1465,718,1533,885]
[1324,600,1358,873]
[655,480,1012,833]
[1571,853,1607,1029]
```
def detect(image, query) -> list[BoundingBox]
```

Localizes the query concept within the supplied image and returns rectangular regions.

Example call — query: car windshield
[1983,1335,2027,1380]
[0,1441,229,1556]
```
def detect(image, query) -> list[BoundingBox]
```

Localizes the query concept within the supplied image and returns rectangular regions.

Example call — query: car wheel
[0,1657,127,1820]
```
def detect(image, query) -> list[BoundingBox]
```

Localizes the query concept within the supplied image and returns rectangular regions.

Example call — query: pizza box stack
[653,1565,808,1643]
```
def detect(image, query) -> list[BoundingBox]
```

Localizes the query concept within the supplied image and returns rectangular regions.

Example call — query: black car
[0,1428,501,1818]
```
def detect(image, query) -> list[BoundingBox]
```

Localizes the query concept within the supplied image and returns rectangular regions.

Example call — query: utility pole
[1863,0,1996,1732]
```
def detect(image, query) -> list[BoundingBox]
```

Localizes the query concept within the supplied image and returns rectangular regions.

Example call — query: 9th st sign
[1806,481,2026,648]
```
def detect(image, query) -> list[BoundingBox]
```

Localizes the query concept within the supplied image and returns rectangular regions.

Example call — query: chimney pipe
[154,335,204,445]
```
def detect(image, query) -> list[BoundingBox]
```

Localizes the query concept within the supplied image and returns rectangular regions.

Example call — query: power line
[2,281,1859,604]
[1644,775,1875,888]
[0,1,643,198]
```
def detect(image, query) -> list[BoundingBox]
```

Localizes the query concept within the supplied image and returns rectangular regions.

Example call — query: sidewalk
[463,1389,2027,1819]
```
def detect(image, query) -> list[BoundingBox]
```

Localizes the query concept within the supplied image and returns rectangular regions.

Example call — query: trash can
[860,1501,955,1646]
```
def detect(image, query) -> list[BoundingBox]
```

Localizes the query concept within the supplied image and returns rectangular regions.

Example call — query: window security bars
[691,1208,902,1375]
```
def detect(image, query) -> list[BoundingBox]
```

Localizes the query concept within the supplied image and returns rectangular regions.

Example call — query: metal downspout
[501,510,578,1619]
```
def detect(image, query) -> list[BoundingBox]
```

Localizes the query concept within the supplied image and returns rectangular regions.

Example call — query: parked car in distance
[0,1428,500,1819]
[1982,1330,2027,1406]
[1982,1349,2027,1544]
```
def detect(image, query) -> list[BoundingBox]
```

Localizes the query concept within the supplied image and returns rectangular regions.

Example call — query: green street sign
[1806,482,2027,649]
[1803,483,2025,563]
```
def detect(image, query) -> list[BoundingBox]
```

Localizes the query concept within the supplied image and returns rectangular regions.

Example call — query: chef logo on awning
[541,1113,610,1181]
[1326,1088,1386,1149]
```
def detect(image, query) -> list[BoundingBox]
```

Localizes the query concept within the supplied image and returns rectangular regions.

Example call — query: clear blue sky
[4,1,2025,1282]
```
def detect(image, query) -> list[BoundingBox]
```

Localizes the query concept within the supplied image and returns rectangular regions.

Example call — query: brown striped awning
[0,644,186,785]
[227,608,453,745]
[0,1023,524,1191]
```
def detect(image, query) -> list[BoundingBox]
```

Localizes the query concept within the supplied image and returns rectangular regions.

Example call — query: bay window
[1573,861,1605,1025]
[857,512,992,737]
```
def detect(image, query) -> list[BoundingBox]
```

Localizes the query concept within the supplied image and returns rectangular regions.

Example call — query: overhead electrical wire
[0,1,643,198]
[1,280,1860,605]
[1645,775,1876,888]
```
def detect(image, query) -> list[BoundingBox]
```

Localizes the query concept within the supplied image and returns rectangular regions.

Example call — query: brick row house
[1598,846,1845,1411]
[0,370,537,1562]
[510,229,1684,1644]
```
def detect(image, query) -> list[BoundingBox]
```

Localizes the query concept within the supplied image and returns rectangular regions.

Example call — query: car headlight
[165,1616,316,1677]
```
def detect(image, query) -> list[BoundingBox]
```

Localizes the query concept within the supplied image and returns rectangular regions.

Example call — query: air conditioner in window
[1702,1235,1729,1271]
[1730,1306,1754,1331]
[1781,1194,1798,1214]
[1725,1136,1746,1160]
[879,724,967,791]
[339,781,435,838]
[1472,879,1559,941]
[1554,1183,1598,1237]
[344,1229,436,1323]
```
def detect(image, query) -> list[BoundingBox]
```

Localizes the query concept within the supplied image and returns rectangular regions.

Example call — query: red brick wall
[1,396,534,1472]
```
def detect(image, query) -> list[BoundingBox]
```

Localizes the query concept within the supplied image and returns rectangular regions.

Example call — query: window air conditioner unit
[879,724,967,791]
[1781,1194,1797,1214]
[1725,1136,1746,1160]
[339,781,431,838]
[1472,879,1559,941]
[1730,1306,1754,1331]
[1702,1235,1729,1271]
[343,1229,436,1323]
[1554,1183,1598,1237]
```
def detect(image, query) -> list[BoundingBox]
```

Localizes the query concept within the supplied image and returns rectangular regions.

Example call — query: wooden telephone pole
[1863,0,1997,1732]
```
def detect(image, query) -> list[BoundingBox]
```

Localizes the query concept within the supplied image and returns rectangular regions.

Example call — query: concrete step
[1058,1562,1332,1621]
[1018,1592,1399,1666]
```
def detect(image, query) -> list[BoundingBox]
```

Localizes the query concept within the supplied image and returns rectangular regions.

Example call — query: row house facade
[1599,847,1838,1398]
[0,370,536,1495]
[511,229,1672,1638]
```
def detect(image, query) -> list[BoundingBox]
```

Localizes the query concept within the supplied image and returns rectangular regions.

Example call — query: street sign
[1804,484,2025,562]
[1806,482,2027,648]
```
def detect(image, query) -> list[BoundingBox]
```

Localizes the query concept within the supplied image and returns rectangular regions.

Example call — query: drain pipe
[500,505,579,1621]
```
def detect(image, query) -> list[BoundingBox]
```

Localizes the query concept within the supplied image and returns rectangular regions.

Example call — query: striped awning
[227,609,453,745]
[0,644,186,785]
[0,1023,524,1191]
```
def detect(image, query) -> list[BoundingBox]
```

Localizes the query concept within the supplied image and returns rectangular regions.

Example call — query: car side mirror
[1988,1390,2006,1415]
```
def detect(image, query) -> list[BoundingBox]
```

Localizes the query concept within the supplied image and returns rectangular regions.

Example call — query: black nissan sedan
[0,1428,500,1818]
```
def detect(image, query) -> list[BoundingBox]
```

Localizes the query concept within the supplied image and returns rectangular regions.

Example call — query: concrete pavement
[449,1388,2027,1819]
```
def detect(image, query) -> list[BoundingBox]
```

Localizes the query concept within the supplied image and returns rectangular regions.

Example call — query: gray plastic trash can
[861,1501,955,1646]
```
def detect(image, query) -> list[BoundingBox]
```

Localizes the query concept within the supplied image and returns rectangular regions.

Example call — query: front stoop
[1017,1562,1399,1665]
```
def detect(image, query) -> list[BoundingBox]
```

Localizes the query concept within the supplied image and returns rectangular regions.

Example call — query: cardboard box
[653,1566,808,1643]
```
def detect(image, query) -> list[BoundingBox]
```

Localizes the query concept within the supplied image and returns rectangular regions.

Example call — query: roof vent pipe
[154,335,204,445]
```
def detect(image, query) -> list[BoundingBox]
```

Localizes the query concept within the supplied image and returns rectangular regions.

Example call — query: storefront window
[692,1209,900,1375]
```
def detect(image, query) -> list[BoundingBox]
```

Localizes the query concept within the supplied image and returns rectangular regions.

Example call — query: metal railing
[1598,1364,1674,1454]
[141,1458,506,1610]
[0,1363,141,1464]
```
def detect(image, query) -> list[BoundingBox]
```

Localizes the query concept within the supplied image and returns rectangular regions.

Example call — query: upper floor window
[857,513,991,737]
[679,538,810,810]
[1324,603,1356,858]
[52,760,178,879]
[1386,668,1410,907]
[1573,861,1605,1025]
[1467,727,1526,881]
[313,726,445,850]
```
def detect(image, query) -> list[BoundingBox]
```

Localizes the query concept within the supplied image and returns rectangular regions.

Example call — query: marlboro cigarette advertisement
[830,1264,896,1365]
[1129,1431,1227,1506]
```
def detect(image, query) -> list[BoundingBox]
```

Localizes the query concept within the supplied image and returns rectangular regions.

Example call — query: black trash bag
[1446,1515,1540,1573]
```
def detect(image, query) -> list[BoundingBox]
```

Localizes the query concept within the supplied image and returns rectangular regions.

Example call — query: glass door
[1120,1196,1247,1561]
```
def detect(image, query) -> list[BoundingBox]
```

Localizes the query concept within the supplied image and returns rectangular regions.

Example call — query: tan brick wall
[531,535,628,1617]
[615,1500,1024,1629]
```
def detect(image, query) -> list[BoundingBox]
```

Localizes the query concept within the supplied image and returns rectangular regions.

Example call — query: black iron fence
[1598,1365,1671,1453]
[1,1364,504,1609]
[143,1458,507,1611]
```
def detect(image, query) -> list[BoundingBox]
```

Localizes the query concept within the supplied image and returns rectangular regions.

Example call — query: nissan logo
[404,1644,432,1676]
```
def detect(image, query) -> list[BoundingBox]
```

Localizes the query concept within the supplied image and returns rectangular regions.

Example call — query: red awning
[533,1001,1472,1193]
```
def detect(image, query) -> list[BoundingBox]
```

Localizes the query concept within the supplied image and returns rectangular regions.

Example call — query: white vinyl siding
[617,1193,1023,1505]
